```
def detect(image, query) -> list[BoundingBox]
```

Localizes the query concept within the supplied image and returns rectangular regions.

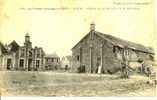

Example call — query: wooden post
[90,44,93,73]
[100,44,103,74]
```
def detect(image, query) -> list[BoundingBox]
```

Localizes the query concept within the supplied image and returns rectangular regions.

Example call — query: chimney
[90,22,95,40]
[90,22,95,31]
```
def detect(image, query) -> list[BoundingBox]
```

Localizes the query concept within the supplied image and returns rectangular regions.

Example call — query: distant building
[44,53,60,70]
[71,23,154,73]
[61,56,72,70]
[0,33,45,71]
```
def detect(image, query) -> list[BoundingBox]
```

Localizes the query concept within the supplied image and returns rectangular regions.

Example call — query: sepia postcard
[0,0,157,97]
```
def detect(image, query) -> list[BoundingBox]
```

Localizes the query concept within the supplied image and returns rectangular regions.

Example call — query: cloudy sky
[0,0,156,57]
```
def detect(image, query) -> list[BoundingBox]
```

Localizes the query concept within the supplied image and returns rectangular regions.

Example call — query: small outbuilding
[44,53,60,70]
[61,56,72,70]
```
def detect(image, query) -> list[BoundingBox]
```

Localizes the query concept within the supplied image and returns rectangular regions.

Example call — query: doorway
[7,59,12,70]
[19,59,24,68]
[28,59,32,71]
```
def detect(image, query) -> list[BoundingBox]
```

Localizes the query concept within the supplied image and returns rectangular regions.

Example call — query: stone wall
[72,33,121,73]
[102,41,121,73]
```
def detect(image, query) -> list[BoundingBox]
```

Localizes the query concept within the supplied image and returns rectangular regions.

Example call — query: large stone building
[71,23,154,73]
[0,33,45,71]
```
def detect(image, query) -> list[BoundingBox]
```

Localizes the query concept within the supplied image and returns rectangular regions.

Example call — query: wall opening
[7,58,12,70]
[77,55,80,61]
[36,60,40,68]
[19,59,24,68]
[65,65,68,70]
[28,59,32,71]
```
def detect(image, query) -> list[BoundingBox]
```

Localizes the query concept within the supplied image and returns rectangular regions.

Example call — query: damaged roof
[9,40,20,52]
[95,32,154,54]
[0,41,8,54]
[0,40,20,54]
[72,31,154,54]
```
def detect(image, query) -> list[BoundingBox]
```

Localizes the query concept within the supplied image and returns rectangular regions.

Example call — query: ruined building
[0,33,45,71]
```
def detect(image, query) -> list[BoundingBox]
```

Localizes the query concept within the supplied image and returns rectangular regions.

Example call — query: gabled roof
[72,32,89,49]
[45,53,59,58]
[72,31,154,54]
[9,40,20,52]
[65,55,72,61]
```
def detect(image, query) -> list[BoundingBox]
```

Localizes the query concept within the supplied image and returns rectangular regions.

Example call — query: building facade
[72,23,154,74]
[44,53,60,70]
[61,56,72,70]
[0,40,19,70]
[0,33,45,71]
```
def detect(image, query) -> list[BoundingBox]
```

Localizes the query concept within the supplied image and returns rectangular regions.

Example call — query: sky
[0,0,156,57]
